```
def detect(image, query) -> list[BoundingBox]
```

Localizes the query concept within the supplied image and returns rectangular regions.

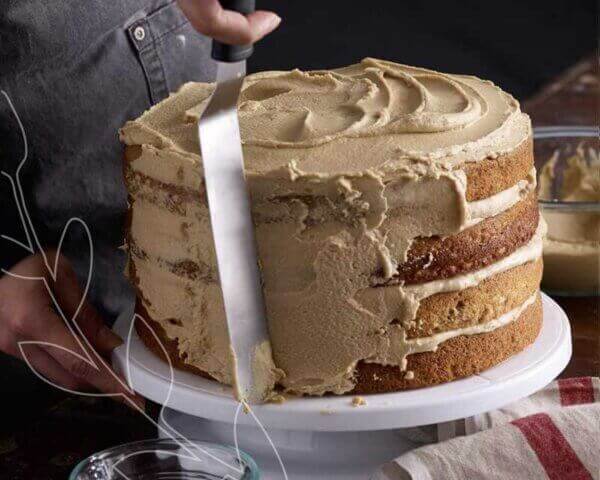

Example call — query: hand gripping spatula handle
[198,0,277,404]
[212,0,256,62]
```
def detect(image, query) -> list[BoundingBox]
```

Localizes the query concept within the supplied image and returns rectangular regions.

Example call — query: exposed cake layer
[134,299,222,381]
[406,258,542,338]
[125,145,539,283]
[125,166,544,394]
[353,294,543,394]
[127,251,232,384]
[463,138,533,201]
[120,59,537,396]
[394,191,538,284]
[133,289,543,395]
[269,222,543,395]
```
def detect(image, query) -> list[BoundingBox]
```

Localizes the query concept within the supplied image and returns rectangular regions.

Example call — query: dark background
[249,0,597,102]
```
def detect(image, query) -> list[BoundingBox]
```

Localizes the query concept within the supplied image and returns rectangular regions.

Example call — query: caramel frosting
[120,58,534,395]
[123,57,531,176]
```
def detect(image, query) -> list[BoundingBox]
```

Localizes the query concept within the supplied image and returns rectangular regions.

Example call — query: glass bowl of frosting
[534,126,599,296]
[69,438,260,480]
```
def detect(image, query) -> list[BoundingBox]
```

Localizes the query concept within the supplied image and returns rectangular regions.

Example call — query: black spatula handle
[211,0,256,62]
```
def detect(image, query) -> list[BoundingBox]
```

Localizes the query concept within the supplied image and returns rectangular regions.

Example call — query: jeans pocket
[126,0,215,104]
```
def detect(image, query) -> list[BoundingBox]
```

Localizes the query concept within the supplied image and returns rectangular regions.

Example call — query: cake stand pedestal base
[158,407,424,479]
[113,293,571,479]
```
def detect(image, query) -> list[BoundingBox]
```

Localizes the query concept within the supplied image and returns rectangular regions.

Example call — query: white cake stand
[112,293,571,479]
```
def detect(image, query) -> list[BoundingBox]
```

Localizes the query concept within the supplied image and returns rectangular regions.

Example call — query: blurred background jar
[535,126,599,296]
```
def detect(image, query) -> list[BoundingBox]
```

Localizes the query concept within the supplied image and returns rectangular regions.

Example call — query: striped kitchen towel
[372,377,600,480]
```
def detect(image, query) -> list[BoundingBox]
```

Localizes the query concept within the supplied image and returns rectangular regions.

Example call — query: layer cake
[120,58,543,396]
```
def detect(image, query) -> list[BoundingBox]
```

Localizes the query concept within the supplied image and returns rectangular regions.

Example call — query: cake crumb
[422,252,434,269]
[266,393,286,404]
[352,396,367,407]
[404,371,415,380]
[320,409,335,415]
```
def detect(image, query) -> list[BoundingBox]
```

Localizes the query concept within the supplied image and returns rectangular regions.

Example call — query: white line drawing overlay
[1,90,288,480]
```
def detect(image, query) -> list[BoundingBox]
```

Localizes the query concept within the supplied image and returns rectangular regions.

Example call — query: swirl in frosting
[179,58,531,173]
[238,58,488,147]
[169,58,531,175]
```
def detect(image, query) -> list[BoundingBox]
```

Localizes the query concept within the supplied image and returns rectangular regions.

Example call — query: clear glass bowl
[534,126,599,297]
[69,438,260,480]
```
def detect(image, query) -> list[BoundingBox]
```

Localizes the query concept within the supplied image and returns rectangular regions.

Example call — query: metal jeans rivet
[133,26,146,41]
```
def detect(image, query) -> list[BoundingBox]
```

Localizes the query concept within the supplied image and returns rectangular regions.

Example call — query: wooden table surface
[522,54,599,380]
[0,56,598,479]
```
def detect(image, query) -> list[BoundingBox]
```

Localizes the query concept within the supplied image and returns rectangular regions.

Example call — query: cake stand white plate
[112,293,571,479]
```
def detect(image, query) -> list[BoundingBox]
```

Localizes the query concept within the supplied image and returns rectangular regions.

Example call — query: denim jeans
[0,0,214,320]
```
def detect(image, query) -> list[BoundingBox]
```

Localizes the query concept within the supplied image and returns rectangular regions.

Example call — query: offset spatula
[198,0,272,404]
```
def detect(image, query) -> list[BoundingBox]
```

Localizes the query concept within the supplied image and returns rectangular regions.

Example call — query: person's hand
[178,0,281,45]
[0,251,144,408]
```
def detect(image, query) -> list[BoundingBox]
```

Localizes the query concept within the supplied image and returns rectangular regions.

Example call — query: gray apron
[0,0,215,320]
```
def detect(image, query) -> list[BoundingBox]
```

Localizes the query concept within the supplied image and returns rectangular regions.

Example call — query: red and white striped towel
[372,377,600,480]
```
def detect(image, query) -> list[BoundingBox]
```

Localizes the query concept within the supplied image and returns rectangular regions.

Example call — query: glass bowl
[534,126,599,297]
[69,438,260,480]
